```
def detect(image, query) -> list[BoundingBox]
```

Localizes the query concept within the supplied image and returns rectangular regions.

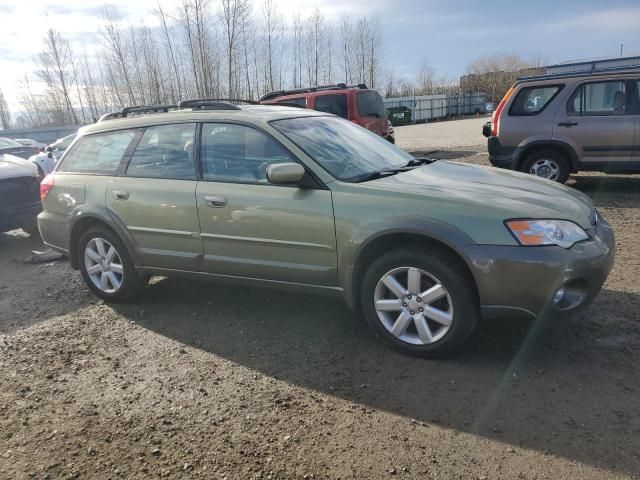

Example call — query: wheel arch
[514,140,579,172]
[342,221,480,311]
[68,209,139,269]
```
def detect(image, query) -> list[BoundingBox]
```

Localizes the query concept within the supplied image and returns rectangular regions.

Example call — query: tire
[521,150,570,184]
[360,247,479,357]
[77,226,142,302]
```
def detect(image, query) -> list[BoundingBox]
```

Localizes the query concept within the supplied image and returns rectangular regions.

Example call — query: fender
[67,204,142,269]
[338,215,477,310]
[513,140,580,170]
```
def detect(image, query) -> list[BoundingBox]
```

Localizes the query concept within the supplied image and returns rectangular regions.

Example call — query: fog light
[553,287,566,305]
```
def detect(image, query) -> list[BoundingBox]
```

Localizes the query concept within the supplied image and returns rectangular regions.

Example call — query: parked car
[14,138,47,150]
[38,101,614,357]
[483,67,640,183]
[28,133,77,179]
[260,83,392,140]
[0,153,41,235]
[0,137,40,160]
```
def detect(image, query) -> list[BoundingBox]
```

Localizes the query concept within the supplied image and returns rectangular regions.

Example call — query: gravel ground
[1,119,639,479]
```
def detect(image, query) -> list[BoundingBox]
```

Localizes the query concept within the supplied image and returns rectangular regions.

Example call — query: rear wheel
[522,150,570,183]
[78,226,142,302]
[360,247,479,357]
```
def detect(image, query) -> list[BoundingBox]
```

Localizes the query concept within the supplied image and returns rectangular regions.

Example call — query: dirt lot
[1,118,639,479]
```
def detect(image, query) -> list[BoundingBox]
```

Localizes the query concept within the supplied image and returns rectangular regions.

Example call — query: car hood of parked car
[363,160,594,229]
[0,153,38,179]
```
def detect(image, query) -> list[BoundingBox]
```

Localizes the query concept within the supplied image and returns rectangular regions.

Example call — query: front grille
[589,208,599,234]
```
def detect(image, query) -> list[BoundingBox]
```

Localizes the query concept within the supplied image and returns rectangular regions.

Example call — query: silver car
[483,68,640,183]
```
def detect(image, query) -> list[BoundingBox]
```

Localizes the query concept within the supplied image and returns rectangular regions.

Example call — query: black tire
[521,150,570,184]
[77,226,142,302]
[360,247,479,357]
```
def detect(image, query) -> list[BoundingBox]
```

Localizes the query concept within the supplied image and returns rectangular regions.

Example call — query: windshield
[356,91,386,118]
[272,116,414,182]
[0,137,22,148]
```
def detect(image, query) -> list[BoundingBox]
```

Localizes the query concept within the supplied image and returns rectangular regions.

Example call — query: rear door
[555,79,636,166]
[106,123,202,271]
[195,122,337,286]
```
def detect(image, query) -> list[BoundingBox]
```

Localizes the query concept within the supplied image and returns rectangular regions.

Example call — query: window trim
[567,79,634,117]
[196,120,325,189]
[56,128,138,176]
[508,84,564,117]
[122,122,199,181]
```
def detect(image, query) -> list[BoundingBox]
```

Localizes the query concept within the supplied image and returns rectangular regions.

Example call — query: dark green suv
[38,101,615,357]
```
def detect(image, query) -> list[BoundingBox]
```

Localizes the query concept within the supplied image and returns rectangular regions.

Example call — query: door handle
[204,195,227,208]
[558,121,578,127]
[112,190,130,200]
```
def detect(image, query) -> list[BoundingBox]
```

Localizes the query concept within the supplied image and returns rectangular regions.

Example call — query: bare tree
[101,5,136,104]
[220,0,249,97]
[34,29,79,124]
[0,88,11,129]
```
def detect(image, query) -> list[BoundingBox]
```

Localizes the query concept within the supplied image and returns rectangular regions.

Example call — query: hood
[0,153,38,179]
[365,161,593,229]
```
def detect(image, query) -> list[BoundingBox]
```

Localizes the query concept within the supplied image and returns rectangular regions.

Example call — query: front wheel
[360,247,479,357]
[78,226,142,302]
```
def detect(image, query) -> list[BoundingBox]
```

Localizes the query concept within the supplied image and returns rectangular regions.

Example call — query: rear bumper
[487,137,516,169]
[0,201,41,232]
[462,219,615,319]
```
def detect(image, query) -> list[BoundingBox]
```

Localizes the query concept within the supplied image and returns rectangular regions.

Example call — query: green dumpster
[387,106,412,126]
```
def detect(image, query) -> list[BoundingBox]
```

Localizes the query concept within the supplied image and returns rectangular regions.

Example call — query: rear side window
[569,80,628,116]
[356,91,386,118]
[59,130,135,174]
[314,94,348,118]
[509,85,562,115]
[126,123,196,179]
[278,97,307,107]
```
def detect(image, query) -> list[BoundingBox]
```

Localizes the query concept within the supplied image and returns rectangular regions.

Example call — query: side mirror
[266,163,305,185]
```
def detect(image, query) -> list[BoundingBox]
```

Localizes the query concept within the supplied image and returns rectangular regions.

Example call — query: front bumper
[461,218,615,319]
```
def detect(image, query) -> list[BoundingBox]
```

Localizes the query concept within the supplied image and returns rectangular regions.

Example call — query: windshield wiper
[403,157,437,167]
[353,166,413,183]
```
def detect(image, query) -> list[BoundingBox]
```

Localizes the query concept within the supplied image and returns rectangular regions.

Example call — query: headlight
[505,219,589,248]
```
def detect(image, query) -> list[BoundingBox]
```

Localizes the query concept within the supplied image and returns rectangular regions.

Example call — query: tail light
[40,173,55,202]
[491,86,515,137]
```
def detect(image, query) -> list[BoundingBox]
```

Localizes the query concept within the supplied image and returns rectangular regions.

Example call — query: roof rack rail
[178,98,259,110]
[98,104,178,122]
[270,101,306,109]
[517,65,640,82]
[259,83,368,102]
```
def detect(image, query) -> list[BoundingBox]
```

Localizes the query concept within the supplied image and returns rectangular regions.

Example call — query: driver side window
[200,123,297,184]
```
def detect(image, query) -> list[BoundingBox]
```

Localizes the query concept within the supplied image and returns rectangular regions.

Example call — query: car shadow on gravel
[118,277,640,477]
[569,174,640,208]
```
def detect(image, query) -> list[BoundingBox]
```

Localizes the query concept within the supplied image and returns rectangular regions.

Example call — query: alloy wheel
[84,237,124,294]
[529,158,560,181]
[373,266,454,345]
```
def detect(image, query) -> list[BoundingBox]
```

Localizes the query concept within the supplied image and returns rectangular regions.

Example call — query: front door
[106,123,202,271]
[555,79,636,166]
[196,122,337,286]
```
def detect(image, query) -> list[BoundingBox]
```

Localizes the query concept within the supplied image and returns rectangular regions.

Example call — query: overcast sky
[0,0,639,110]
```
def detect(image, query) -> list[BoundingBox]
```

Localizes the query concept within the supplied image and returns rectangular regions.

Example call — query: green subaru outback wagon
[38,101,615,357]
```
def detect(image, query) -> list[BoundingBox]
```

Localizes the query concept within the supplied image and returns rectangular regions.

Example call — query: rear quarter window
[509,85,563,116]
[58,130,135,174]
[356,91,386,118]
